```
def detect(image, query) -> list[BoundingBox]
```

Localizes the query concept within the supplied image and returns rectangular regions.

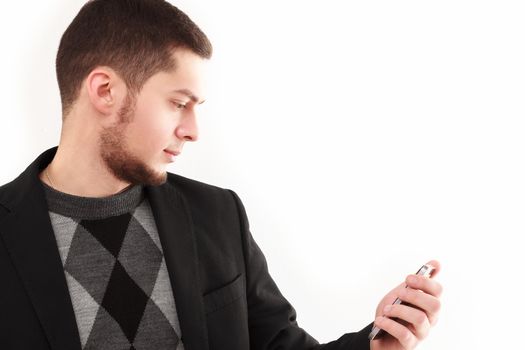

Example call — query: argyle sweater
[41,181,185,350]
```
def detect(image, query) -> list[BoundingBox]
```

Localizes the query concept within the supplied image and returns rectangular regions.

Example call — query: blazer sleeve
[227,189,373,350]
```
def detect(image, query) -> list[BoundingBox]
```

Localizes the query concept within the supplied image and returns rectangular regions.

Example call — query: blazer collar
[0,146,208,350]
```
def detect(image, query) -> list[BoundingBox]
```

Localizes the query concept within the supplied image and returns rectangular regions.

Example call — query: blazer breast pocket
[203,272,245,315]
[202,273,250,349]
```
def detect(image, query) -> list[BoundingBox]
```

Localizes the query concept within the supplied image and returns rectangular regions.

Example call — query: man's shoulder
[0,173,21,191]
[0,147,50,214]
[163,172,246,224]
[164,171,240,207]
[0,173,25,216]
[165,171,227,193]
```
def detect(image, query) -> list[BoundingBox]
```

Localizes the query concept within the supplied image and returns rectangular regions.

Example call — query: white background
[1,1,524,349]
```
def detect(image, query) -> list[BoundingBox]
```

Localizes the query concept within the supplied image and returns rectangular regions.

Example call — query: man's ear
[85,67,124,117]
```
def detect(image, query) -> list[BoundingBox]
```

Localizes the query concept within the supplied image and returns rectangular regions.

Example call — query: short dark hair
[56,0,213,118]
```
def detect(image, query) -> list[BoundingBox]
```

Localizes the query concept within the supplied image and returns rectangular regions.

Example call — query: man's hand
[370,260,442,350]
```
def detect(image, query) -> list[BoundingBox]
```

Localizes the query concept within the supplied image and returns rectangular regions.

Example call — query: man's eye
[171,101,187,109]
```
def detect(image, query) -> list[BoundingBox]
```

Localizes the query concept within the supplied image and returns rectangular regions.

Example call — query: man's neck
[39,145,132,198]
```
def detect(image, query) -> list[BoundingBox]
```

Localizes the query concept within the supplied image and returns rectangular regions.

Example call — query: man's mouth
[164,149,181,156]
[164,149,180,163]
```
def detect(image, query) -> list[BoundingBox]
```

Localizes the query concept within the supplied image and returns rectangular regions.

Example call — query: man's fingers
[383,304,430,340]
[374,316,418,349]
[406,273,443,298]
[397,287,441,325]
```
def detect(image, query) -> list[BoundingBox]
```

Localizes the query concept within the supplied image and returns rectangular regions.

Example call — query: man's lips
[164,149,181,156]
[164,149,180,162]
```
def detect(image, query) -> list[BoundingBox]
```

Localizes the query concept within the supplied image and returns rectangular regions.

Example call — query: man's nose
[175,111,199,142]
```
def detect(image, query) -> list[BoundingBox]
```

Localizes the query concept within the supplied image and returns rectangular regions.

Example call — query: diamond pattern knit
[41,181,184,350]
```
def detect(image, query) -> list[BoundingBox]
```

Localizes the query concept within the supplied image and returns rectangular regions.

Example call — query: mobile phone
[368,264,435,341]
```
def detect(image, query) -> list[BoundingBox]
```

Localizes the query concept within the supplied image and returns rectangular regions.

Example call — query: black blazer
[0,147,372,350]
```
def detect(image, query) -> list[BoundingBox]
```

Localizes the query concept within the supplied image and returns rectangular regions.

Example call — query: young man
[0,1,442,349]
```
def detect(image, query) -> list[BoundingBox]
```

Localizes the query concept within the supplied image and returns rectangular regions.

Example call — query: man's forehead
[164,49,209,103]
[152,68,206,104]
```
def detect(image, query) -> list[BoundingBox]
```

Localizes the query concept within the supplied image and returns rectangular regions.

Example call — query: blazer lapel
[146,182,209,350]
[0,147,82,350]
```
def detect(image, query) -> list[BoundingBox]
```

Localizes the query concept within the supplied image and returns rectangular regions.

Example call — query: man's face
[99,48,208,186]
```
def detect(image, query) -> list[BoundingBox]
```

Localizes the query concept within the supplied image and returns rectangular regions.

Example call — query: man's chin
[100,148,168,187]
[115,167,168,187]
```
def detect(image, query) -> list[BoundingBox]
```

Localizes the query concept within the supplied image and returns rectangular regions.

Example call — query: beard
[98,94,167,187]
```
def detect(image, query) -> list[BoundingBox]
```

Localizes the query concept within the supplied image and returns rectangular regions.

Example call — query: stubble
[98,93,167,186]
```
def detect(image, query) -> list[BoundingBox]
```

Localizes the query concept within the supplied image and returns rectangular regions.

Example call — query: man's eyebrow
[171,88,206,104]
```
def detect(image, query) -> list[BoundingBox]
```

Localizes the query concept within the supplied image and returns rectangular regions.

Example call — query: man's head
[55,0,212,186]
